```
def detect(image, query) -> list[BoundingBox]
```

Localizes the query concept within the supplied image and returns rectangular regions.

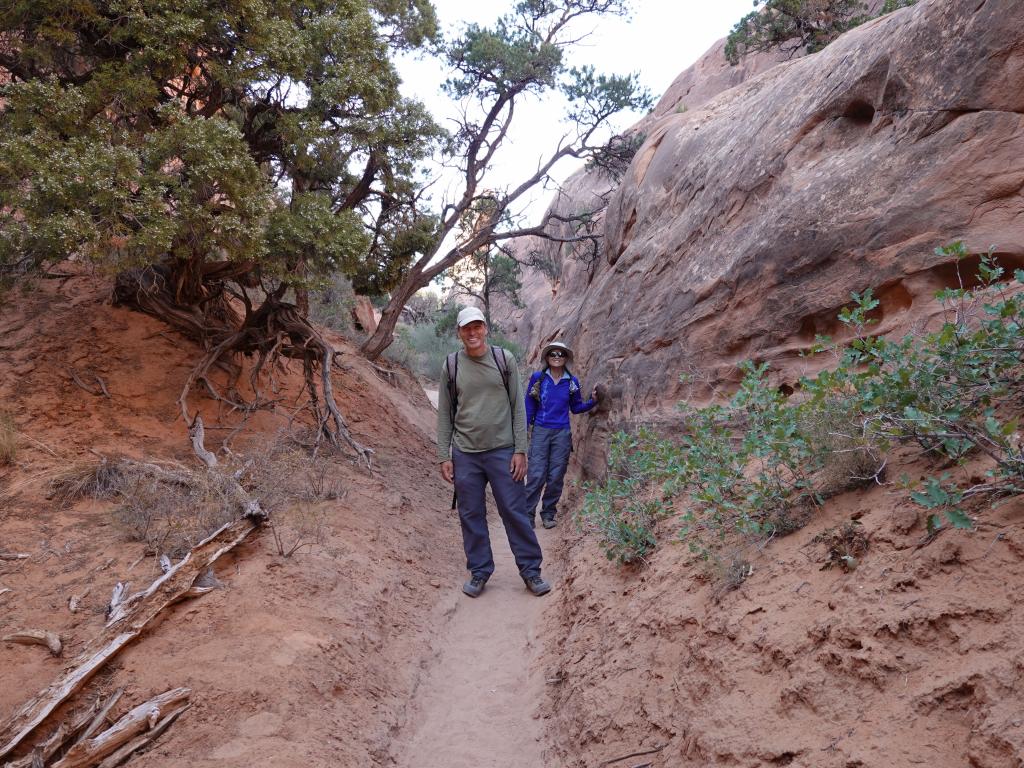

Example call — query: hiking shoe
[462,576,486,598]
[523,575,551,596]
[542,516,557,529]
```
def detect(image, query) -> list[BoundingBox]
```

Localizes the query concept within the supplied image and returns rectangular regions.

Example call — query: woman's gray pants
[525,426,572,523]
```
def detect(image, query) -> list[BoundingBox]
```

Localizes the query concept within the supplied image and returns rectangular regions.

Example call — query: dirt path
[392,516,556,768]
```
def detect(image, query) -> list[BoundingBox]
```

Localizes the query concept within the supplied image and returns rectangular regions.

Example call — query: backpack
[444,346,512,423]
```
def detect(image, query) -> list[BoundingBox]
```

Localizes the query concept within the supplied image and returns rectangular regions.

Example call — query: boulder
[351,295,378,335]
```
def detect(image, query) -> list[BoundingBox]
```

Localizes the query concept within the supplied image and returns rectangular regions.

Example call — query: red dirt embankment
[538,474,1024,767]
[0,272,462,765]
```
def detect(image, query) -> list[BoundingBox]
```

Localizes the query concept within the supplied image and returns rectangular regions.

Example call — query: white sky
[396,0,753,222]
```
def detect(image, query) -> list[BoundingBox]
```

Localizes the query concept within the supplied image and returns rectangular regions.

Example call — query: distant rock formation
[500,0,1024,476]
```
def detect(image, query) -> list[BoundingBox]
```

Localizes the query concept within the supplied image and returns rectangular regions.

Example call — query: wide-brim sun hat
[540,341,573,362]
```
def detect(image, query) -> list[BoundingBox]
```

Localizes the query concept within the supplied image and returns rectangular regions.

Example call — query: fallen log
[50,688,190,768]
[2,631,62,657]
[0,514,262,761]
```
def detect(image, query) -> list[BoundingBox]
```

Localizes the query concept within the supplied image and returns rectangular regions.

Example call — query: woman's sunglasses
[547,351,566,358]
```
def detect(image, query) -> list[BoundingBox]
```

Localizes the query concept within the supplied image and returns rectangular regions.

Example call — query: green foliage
[584,243,1024,566]
[308,273,359,333]
[0,0,443,293]
[724,0,915,65]
[578,428,672,564]
[586,131,646,181]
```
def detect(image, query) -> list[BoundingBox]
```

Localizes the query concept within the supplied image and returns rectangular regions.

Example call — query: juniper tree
[0,0,441,459]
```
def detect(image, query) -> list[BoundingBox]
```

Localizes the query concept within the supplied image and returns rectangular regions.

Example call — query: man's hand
[440,460,454,483]
[510,452,527,482]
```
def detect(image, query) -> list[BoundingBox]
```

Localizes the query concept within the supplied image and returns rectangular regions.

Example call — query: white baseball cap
[457,306,487,327]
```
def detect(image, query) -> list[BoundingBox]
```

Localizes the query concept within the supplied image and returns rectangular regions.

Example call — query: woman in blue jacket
[524,341,598,528]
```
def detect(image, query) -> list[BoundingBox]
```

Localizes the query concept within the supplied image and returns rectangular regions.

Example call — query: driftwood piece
[0,553,29,562]
[50,688,190,768]
[2,631,62,657]
[0,515,262,761]
[188,416,217,468]
[68,589,91,614]
[93,703,189,768]
[105,584,128,620]
[3,700,101,768]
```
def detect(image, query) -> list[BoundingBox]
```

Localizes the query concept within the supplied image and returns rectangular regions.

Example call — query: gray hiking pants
[525,426,572,522]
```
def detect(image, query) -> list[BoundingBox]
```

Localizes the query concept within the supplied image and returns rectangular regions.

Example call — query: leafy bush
[309,273,358,334]
[583,243,1021,566]
[577,429,672,564]
[387,322,461,380]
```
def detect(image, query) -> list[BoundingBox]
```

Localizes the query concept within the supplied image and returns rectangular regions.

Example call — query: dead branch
[50,688,190,768]
[3,699,102,768]
[0,553,29,561]
[66,369,104,399]
[188,416,218,468]
[0,588,11,601]
[0,515,262,760]
[2,631,62,657]
[68,589,91,614]
[598,744,668,767]
[77,690,124,746]
[93,376,110,399]
[93,703,189,768]
[105,584,128,620]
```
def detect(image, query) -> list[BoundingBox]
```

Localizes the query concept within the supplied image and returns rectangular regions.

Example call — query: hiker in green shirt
[437,307,551,598]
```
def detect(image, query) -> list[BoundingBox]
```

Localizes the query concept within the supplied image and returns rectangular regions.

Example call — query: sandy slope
[0,273,555,766]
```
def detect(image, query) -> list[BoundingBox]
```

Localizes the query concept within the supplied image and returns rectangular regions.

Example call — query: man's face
[458,320,488,355]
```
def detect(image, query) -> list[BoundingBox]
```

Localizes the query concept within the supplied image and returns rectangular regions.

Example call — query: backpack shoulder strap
[490,346,511,397]
[445,351,459,418]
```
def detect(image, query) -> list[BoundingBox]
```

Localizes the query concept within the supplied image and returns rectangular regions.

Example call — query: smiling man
[437,306,550,598]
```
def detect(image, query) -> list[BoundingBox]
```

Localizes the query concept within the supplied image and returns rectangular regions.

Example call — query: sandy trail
[392,515,555,768]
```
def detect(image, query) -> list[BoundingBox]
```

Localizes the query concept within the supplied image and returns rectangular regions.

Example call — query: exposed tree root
[112,265,372,467]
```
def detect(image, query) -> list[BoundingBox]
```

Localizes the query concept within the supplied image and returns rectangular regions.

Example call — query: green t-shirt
[436,347,527,461]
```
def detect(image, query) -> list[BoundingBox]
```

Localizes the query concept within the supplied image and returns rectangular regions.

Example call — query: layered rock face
[504,0,1024,475]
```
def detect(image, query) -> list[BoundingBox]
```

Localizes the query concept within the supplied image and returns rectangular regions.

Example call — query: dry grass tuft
[800,401,885,498]
[0,411,16,466]
[48,442,344,558]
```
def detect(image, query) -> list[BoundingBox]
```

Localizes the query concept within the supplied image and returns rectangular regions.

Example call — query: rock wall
[501,0,1024,477]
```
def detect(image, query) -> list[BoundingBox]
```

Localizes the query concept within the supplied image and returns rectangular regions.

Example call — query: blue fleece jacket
[525,369,596,430]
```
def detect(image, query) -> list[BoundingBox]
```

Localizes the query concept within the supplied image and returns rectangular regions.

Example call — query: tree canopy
[0,0,442,295]
[724,0,916,65]
[359,0,654,358]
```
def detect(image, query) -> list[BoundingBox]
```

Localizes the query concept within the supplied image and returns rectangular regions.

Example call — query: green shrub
[583,243,1021,566]
[578,428,672,564]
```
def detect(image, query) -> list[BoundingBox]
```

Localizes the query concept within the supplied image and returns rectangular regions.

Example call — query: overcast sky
[397,0,754,220]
